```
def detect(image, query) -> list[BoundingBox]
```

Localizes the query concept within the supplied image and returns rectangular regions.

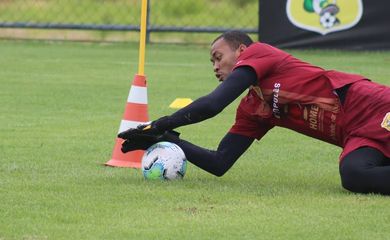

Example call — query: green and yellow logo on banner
[286,0,363,35]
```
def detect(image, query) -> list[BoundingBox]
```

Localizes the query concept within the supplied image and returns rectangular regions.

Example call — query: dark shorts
[340,80,390,160]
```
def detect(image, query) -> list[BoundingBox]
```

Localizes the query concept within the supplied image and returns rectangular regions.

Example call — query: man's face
[210,38,244,81]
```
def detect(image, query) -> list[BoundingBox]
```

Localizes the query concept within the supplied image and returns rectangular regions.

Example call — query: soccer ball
[141,142,187,180]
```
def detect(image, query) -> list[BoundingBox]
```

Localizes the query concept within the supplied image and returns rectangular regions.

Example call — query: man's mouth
[215,73,222,80]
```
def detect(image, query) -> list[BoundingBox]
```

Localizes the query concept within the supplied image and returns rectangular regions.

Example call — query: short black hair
[212,31,254,50]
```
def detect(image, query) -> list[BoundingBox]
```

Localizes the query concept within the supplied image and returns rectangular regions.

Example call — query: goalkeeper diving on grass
[118,31,390,195]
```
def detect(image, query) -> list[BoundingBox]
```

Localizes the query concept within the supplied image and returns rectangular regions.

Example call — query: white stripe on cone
[127,86,148,104]
[118,120,151,134]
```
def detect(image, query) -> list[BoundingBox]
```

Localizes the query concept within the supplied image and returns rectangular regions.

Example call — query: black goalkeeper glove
[118,116,173,139]
[117,117,180,153]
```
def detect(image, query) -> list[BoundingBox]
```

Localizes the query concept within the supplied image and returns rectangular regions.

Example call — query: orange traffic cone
[105,74,149,168]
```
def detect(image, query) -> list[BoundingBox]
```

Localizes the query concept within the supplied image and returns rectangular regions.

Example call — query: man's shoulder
[249,42,283,51]
[241,42,288,59]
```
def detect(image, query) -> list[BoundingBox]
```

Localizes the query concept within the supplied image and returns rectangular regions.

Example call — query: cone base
[105,158,141,168]
[105,139,144,168]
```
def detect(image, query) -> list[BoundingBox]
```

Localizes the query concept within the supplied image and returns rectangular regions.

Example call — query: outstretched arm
[174,132,254,176]
[153,66,257,130]
[118,66,257,161]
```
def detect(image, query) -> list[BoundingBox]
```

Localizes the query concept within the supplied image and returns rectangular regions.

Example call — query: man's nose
[213,63,219,72]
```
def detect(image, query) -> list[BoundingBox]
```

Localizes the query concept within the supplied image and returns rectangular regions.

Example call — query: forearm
[173,133,254,176]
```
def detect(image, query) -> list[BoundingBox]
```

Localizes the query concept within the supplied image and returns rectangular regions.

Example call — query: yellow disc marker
[169,98,193,109]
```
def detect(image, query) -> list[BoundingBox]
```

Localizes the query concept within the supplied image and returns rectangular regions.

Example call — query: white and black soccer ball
[141,142,187,180]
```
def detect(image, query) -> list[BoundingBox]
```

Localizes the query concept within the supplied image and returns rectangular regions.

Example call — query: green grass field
[1,40,390,239]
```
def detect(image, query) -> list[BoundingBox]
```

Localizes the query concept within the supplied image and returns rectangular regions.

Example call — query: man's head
[210,31,253,81]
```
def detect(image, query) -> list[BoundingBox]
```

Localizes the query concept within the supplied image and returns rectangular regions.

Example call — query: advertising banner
[259,0,390,49]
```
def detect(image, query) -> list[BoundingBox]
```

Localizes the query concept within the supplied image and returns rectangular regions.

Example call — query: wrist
[152,116,173,131]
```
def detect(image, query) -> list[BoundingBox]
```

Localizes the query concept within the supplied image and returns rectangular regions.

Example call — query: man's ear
[238,44,247,53]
